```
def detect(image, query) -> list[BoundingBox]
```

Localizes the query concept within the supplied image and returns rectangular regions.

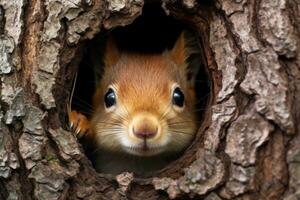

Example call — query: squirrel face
[90,33,198,157]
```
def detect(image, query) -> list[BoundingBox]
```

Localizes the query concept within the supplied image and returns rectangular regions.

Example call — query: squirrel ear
[171,31,203,87]
[170,32,187,67]
[104,37,120,68]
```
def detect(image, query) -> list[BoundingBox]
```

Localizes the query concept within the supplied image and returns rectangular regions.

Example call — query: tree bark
[0,0,300,199]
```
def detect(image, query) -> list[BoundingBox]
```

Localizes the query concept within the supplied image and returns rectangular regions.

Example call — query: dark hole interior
[71,3,211,174]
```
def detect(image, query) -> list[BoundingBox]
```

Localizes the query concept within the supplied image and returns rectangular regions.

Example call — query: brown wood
[0,0,299,199]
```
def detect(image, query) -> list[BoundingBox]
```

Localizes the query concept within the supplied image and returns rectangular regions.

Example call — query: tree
[0,0,299,199]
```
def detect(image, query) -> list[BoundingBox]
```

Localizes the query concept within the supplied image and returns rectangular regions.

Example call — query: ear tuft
[104,37,120,68]
[171,31,203,87]
[170,32,187,67]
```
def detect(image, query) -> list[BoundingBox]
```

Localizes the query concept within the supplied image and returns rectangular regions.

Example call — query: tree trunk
[0,0,299,199]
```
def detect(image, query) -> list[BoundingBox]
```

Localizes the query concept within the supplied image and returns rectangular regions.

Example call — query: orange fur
[170,32,187,67]
[69,32,198,174]
[69,111,89,138]
[104,37,120,68]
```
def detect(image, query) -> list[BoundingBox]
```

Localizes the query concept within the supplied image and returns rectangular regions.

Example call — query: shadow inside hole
[71,2,211,175]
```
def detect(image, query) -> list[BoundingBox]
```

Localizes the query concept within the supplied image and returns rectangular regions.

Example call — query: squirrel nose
[131,114,158,139]
[133,125,157,139]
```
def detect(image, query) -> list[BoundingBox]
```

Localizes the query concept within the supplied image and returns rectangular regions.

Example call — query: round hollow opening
[70,3,211,176]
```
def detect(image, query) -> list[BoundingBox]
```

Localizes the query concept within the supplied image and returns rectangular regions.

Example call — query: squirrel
[68,32,199,175]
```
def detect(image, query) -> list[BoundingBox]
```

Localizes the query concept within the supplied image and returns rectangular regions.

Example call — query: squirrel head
[91,32,199,157]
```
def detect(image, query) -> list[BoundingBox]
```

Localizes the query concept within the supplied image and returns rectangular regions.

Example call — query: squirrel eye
[172,87,184,107]
[104,88,116,108]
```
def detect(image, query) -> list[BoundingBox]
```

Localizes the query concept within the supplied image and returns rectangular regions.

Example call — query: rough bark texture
[0,0,299,199]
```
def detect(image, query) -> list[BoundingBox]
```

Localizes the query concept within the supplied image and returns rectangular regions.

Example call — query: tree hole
[70,3,211,176]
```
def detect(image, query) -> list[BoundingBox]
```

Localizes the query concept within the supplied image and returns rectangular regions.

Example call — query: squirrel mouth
[124,140,162,156]
[142,139,149,151]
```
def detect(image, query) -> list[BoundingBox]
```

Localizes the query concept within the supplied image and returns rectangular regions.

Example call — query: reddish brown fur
[69,32,198,174]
